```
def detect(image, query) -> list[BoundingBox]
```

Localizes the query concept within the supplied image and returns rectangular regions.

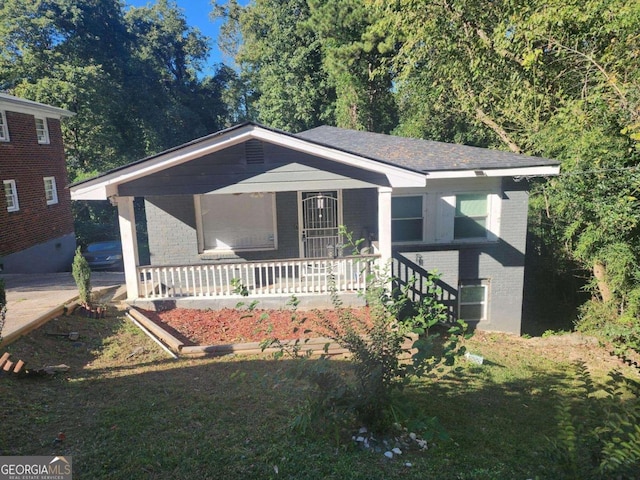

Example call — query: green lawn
[0,311,635,479]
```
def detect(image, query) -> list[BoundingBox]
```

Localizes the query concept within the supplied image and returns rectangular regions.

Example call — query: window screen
[4,180,19,211]
[44,177,58,205]
[35,117,49,144]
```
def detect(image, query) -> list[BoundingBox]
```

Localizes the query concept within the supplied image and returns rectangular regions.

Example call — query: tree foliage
[0,0,232,181]
[215,0,397,132]
[371,0,640,322]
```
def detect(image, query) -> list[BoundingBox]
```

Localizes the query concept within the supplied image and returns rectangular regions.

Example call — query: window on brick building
[35,117,49,144]
[4,179,19,211]
[0,111,9,142]
[44,176,58,205]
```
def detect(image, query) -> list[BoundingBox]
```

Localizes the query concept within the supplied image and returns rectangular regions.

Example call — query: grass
[0,311,636,479]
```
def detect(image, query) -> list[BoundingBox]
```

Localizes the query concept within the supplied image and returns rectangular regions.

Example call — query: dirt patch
[140,307,372,346]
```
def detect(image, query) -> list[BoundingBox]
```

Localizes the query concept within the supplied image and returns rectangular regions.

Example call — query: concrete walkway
[0,272,125,346]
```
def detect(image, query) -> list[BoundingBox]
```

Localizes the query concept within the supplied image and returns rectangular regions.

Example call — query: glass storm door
[299,191,342,258]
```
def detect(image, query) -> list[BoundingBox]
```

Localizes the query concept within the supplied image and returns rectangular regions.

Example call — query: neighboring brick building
[0,93,76,273]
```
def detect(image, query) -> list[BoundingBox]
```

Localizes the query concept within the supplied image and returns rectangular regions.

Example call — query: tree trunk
[593,261,613,303]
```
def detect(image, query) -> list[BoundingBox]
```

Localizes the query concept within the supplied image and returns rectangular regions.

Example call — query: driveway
[1,272,125,345]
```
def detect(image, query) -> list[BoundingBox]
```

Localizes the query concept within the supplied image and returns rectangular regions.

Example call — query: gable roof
[298,126,559,175]
[0,92,74,119]
[70,122,559,201]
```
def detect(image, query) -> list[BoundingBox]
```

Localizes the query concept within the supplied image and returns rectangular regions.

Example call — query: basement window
[458,281,488,322]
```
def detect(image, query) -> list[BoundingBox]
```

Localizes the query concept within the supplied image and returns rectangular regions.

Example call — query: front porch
[136,255,379,300]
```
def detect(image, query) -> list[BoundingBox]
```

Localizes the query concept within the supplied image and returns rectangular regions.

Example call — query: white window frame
[436,192,500,243]
[454,193,490,240]
[35,116,50,144]
[0,110,9,142]
[391,195,425,243]
[4,179,19,212]
[43,176,58,205]
[195,193,278,253]
[458,281,489,322]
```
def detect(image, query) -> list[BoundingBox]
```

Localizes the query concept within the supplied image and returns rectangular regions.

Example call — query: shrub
[272,261,467,436]
[577,299,640,358]
[72,247,92,307]
[546,362,640,479]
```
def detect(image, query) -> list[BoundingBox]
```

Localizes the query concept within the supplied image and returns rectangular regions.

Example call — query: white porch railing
[136,255,379,300]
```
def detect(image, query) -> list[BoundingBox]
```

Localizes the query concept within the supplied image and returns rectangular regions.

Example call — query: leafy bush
[577,299,640,358]
[72,247,92,307]
[273,261,467,436]
[546,362,640,479]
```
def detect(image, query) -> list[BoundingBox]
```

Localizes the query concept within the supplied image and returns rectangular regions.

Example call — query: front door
[299,191,342,258]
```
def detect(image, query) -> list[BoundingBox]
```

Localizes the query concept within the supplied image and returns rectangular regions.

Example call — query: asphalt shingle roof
[297,125,559,172]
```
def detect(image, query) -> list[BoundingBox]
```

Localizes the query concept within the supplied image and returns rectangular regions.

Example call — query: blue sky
[125,0,237,75]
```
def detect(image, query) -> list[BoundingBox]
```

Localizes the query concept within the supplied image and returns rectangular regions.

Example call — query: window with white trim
[0,111,9,141]
[436,192,499,243]
[44,176,58,205]
[392,195,423,242]
[458,282,488,321]
[196,193,277,252]
[35,117,49,144]
[454,193,488,239]
[4,180,19,212]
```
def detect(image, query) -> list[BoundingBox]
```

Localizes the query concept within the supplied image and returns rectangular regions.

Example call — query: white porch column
[377,187,393,271]
[116,196,140,300]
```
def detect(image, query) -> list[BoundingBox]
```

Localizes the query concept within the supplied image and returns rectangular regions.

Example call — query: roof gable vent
[245,140,264,165]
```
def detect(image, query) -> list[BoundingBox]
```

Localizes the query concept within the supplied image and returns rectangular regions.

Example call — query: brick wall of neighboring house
[0,110,76,272]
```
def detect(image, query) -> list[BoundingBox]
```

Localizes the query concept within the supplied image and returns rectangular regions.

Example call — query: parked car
[82,241,123,271]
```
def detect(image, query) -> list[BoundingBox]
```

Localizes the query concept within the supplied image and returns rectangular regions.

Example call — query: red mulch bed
[139,307,372,346]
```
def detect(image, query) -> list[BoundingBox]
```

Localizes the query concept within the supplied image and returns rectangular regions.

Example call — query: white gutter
[425,165,560,179]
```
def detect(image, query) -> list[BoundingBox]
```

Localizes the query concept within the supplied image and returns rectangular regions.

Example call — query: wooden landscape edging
[0,304,69,348]
[126,306,352,358]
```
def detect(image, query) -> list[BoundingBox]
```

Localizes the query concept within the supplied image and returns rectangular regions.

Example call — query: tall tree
[0,0,232,180]
[215,0,334,132]
[215,0,397,133]
[375,0,640,317]
[306,0,396,132]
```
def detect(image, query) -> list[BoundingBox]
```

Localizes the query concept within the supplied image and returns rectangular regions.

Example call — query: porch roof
[69,122,559,201]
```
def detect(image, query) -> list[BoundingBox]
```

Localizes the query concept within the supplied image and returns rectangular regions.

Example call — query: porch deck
[136,255,379,300]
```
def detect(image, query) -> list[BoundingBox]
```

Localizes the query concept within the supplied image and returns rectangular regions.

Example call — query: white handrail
[136,255,378,300]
